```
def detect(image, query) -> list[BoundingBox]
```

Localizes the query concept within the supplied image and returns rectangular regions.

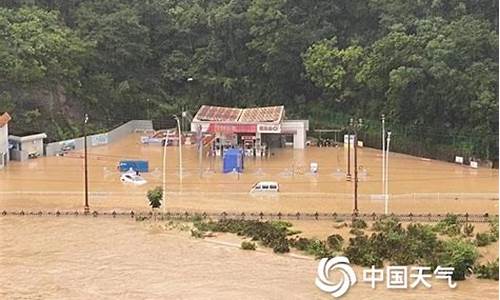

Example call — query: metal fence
[1,209,496,223]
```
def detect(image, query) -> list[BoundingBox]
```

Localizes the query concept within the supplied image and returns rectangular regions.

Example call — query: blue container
[223,149,244,173]
[118,160,149,173]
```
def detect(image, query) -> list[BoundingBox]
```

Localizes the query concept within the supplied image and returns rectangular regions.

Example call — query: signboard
[343,134,355,145]
[91,133,108,146]
[257,124,281,134]
[208,123,256,134]
[455,156,464,164]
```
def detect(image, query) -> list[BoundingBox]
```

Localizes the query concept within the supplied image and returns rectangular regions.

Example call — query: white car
[250,181,280,193]
[120,173,147,185]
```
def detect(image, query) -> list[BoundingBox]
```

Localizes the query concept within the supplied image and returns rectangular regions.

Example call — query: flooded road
[0,217,497,299]
[0,134,497,214]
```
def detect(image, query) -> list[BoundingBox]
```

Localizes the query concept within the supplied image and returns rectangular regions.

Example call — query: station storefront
[190,105,308,157]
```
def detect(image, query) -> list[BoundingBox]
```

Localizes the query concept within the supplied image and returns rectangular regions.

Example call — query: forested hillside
[0,0,498,161]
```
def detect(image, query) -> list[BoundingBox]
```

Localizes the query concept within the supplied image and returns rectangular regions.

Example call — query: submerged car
[120,173,147,185]
[250,181,280,193]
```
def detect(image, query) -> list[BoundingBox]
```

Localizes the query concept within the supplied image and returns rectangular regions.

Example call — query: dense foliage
[0,1,497,160]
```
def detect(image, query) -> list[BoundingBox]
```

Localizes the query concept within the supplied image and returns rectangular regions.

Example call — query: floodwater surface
[0,134,497,214]
[0,217,497,300]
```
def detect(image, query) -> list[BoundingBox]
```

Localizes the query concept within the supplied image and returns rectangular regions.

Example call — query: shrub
[372,216,400,232]
[147,187,163,209]
[351,219,367,229]
[489,217,499,242]
[475,259,499,280]
[462,223,474,237]
[349,228,364,235]
[437,238,478,280]
[475,232,492,247]
[434,214,461,236]
[272,238,290,253]
[289,237,312,251]
[241,241,256,250]
[191,229,204,238]
[326,234,344,251]
[344,234,383,267]
[306,240,332,259]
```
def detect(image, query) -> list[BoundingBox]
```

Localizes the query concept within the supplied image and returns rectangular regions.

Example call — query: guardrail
[1,210,496,223]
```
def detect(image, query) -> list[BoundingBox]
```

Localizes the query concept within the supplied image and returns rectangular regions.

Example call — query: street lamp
[385,131,392,214]
[162,129,169,213]
[173,115,183,183]
[83,113,89,214]
[381,114,386,201]
[346,123,351,181]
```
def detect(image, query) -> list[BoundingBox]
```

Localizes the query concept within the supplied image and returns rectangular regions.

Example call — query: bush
[193,219,291,253]
[191,229,204,238]
[351,219,367,229]
[241,241,256,250]
[306,240,332,259]
[489,217,499,242]
[289,237,312,251]
[475,232,492,247]
[344,234,383,267]
[147,187,163,209]
[437,238,478,280]
[349,228,364,235]
[462,223,474,237]
[326,234,344,251]
[372,216,400,232]
[475,259,499,280]
[434,214,461,236]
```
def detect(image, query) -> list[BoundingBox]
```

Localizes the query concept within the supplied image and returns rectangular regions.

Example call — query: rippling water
[1,217,497,299]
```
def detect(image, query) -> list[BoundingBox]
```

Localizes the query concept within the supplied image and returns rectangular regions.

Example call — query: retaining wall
[45,120,153,156]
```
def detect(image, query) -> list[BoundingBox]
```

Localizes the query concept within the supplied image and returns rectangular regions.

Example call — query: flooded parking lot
[0,134,497,214]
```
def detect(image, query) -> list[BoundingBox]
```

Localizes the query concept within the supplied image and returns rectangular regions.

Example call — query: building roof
[9,133,47,143]
[0,112,11,128]
[193,105,284,123]
[239,106,284,123]
[193,105,242,122]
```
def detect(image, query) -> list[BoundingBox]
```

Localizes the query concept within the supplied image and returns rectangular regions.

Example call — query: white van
[250,181,280,193]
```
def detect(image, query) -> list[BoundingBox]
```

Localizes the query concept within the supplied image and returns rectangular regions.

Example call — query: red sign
[207,123,257,134]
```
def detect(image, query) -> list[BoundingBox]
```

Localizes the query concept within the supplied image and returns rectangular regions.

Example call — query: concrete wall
[10,149,28,161]
[282,120,309,149]
[0,125,8,167]
[45,120,153,156]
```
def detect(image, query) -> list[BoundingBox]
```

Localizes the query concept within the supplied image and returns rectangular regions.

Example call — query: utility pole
[162,130,169,213]
[198,124,203,178]
[385,131,392,214]
[83,114,89,214]
[350,118,363,215]
[174,115,183,183]
[346,126,351,181]
[381,114,385,199]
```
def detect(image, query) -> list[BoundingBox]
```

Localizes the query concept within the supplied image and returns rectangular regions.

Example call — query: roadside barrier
[0,210,496,223]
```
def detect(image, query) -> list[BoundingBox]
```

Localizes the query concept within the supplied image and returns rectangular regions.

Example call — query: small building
[0,112,11,168]
[190,105,309,155]
[8,133,47,161]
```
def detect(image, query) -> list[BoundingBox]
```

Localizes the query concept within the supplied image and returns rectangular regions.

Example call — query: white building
[9,133,47,161]
[0,112,11,168]
[190,105,309,150]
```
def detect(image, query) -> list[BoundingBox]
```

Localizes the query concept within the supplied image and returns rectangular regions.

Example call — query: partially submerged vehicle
[120,170,147,186]
[250,181,280,193]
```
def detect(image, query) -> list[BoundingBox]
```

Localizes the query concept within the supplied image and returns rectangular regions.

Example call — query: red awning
[207,123,256,134]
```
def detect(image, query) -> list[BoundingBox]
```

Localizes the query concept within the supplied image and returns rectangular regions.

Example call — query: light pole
[346,125,351,181]
[173,115,183,183]
[381,114,386,202]
[83,114,89,214]
[385,131,392,214]
[162,129,169,213]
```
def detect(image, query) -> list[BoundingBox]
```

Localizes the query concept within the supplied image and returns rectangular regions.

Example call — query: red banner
[208,123,257,133]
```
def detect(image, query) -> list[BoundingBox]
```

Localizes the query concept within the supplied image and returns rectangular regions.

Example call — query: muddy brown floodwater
[0,217,498,300]
[0,134,497,214]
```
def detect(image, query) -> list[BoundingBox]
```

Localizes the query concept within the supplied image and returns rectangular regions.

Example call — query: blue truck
[118,160,149,173]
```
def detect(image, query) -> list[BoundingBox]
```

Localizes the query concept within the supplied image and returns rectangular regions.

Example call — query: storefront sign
[257,124,281,133]
[208,123,256,133]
